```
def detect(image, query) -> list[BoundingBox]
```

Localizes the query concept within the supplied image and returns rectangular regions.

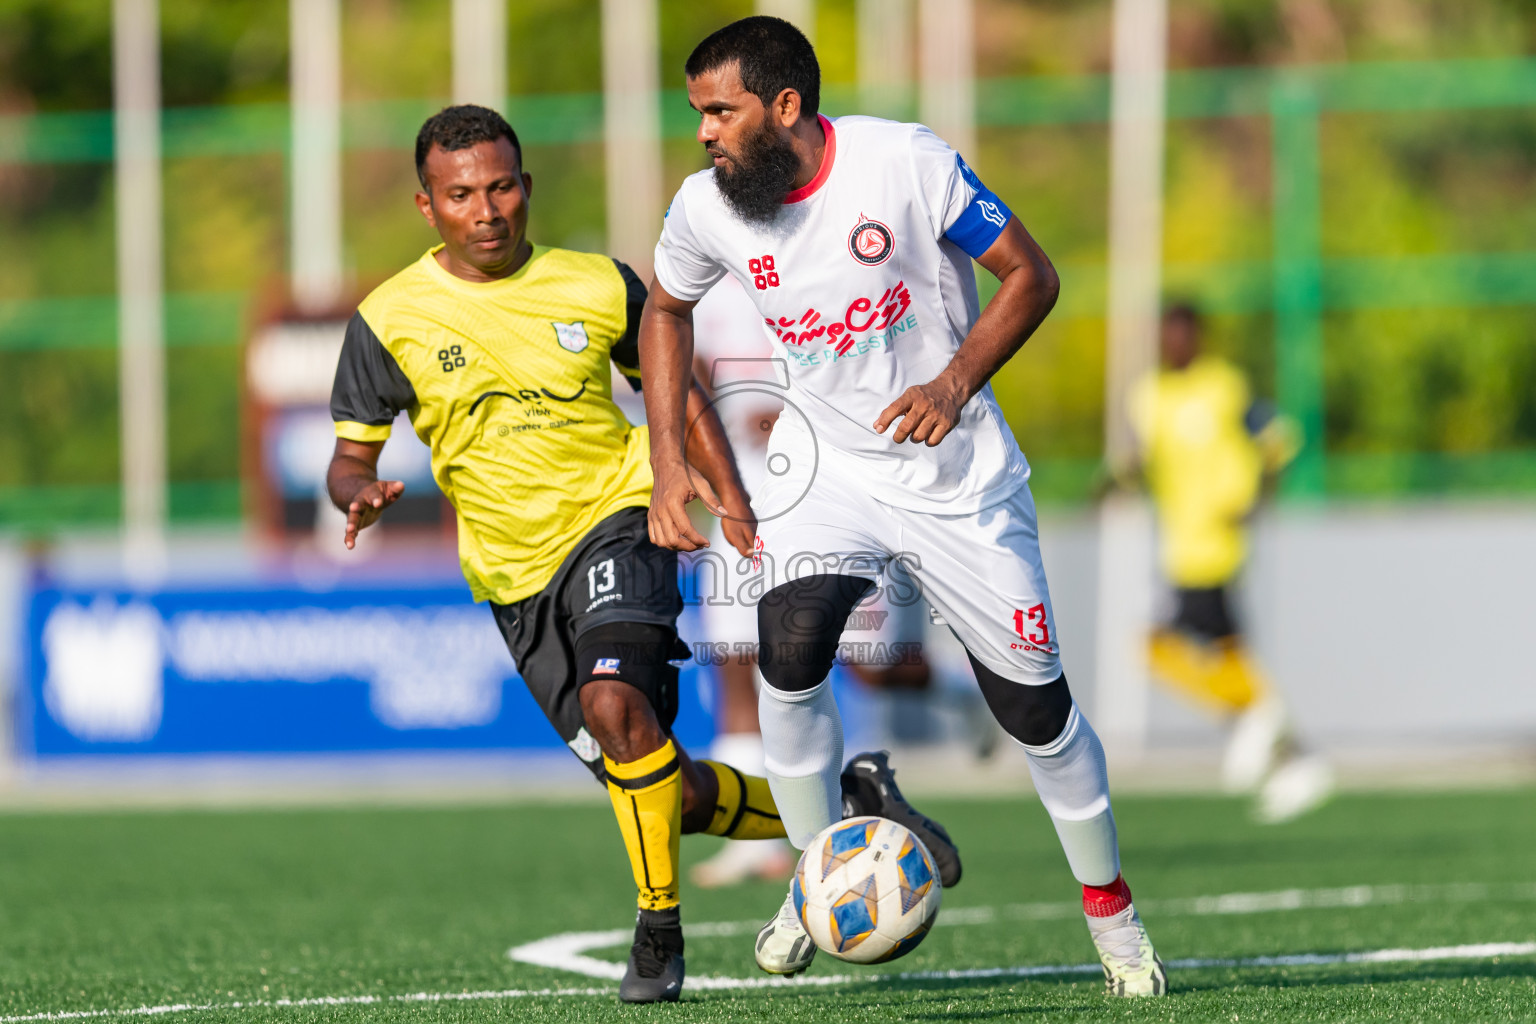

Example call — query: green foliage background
[1,0,1533,525]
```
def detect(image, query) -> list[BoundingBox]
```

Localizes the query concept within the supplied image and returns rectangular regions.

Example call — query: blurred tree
[1,0,1535,523]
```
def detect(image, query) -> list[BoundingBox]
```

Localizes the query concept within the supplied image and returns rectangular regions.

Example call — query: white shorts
[695,513,925,666]
[752,475,1062,684]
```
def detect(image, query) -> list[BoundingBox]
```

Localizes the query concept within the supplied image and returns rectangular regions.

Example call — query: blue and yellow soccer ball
[791,815,942,964]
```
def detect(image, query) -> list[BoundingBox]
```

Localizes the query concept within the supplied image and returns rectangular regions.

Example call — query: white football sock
[1021,702,1122,886]
[758,678,843,849]
[709,731,767,777]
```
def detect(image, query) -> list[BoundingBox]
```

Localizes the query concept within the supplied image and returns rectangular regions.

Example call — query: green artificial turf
[1,788,1533,1022]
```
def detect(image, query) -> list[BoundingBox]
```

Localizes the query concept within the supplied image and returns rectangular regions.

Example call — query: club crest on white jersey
[848,215,894,266]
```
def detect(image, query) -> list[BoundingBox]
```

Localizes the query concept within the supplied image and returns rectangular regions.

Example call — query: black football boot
[840,750,963,887]
[618,906,685,1003]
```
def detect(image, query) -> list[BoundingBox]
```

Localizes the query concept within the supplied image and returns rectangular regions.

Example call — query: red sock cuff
[1083,875,1133,917]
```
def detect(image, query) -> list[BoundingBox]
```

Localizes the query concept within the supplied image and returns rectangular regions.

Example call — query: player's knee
[971,656,1075,748]
[575,622,677,761]
[756,641,834,693]
[756,576,875,693]
[578,679,661,762]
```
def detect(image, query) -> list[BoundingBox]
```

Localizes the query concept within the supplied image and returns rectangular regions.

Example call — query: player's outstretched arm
[639,281,712,552]
[874,216,1060,446]
[325,438,405,549]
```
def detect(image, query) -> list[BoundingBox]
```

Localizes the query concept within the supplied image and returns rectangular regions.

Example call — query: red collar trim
[783,115,836,205]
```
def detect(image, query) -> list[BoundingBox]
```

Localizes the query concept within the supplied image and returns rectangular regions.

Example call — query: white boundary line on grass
[5,881,1534,1022]
[508,880,1536,980]
[4,940,1534,1022]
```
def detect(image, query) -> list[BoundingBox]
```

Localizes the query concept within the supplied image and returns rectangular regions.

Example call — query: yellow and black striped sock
[698,759,788,841]
[604,740,682,912]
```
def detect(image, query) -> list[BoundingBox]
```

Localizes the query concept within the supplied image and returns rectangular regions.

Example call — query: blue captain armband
[944,155,1013,258]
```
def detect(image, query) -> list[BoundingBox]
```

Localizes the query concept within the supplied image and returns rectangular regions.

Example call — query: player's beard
[711,120,801,225]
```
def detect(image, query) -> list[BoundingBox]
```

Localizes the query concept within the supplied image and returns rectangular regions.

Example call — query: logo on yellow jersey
[469,381,588,415]
[552,321,589,353]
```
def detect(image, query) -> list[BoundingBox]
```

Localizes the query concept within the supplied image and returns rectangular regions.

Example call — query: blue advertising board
[20,581,716,760]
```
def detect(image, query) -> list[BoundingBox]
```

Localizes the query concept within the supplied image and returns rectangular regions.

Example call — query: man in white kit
[638,17,1166,996]
[684,275,797,887]
[687,276,950,888]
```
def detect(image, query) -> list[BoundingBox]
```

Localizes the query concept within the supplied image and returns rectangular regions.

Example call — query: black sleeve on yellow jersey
[331,310,417,435]
[609,258,647,392]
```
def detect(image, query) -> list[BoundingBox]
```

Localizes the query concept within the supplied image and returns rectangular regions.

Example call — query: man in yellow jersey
[1128,303,1333,822]
[325,105,788,1003]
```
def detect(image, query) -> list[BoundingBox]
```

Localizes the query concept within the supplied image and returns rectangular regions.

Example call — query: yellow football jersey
[1129,357,1263,588]
[331,244,653,604]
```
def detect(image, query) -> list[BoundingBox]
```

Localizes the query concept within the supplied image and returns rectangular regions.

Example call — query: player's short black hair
[414,104,522,188]
[685,16,820,119]
[1164,301,1203,328]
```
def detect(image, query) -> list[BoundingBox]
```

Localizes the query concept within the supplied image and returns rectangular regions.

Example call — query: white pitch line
[0,987,617,1023]
[505,880,1536,976]
[943,880,1536,927]
[5,940,1534,1022]
[1145,881,1536,920]
[881,941,1536,982]
[8,883,1535,1023]
[502,927,630,980]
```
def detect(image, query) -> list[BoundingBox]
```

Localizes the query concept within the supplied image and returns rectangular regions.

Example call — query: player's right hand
[648,461,711,552]
[343,479,405,549]
[715,486,757,557]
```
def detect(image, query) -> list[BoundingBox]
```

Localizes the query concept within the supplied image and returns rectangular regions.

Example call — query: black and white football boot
[619,907,685,1003]
[840,750,963,887]
[754,889,817,976]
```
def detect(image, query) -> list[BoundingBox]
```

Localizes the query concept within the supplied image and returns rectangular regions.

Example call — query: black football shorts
[1171,585,1238,641]
[490,506,688,781]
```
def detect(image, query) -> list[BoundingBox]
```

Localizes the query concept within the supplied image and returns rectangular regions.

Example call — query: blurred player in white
[686,274,797,886]
[687,276,945,888]
[639,17,1166,997]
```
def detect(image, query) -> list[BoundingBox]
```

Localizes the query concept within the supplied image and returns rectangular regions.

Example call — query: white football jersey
[654,114,1030,514]
[692,275,781,494]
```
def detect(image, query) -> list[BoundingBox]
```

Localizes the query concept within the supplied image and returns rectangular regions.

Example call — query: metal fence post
[113,0,167,577]
[1272,76,1327,499]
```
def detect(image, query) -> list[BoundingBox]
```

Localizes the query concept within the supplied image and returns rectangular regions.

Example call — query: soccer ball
[792,815,942,964]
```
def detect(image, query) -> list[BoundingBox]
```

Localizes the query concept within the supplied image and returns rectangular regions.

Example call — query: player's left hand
[874,376,968,446]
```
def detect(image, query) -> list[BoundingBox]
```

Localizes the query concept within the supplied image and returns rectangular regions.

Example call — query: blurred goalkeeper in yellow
[1129,303,1333,823]
[325,105,786,1003]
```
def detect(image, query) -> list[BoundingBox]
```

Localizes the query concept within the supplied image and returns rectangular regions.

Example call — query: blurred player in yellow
[1129,303,1334,823]
[325,105,789,1003]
